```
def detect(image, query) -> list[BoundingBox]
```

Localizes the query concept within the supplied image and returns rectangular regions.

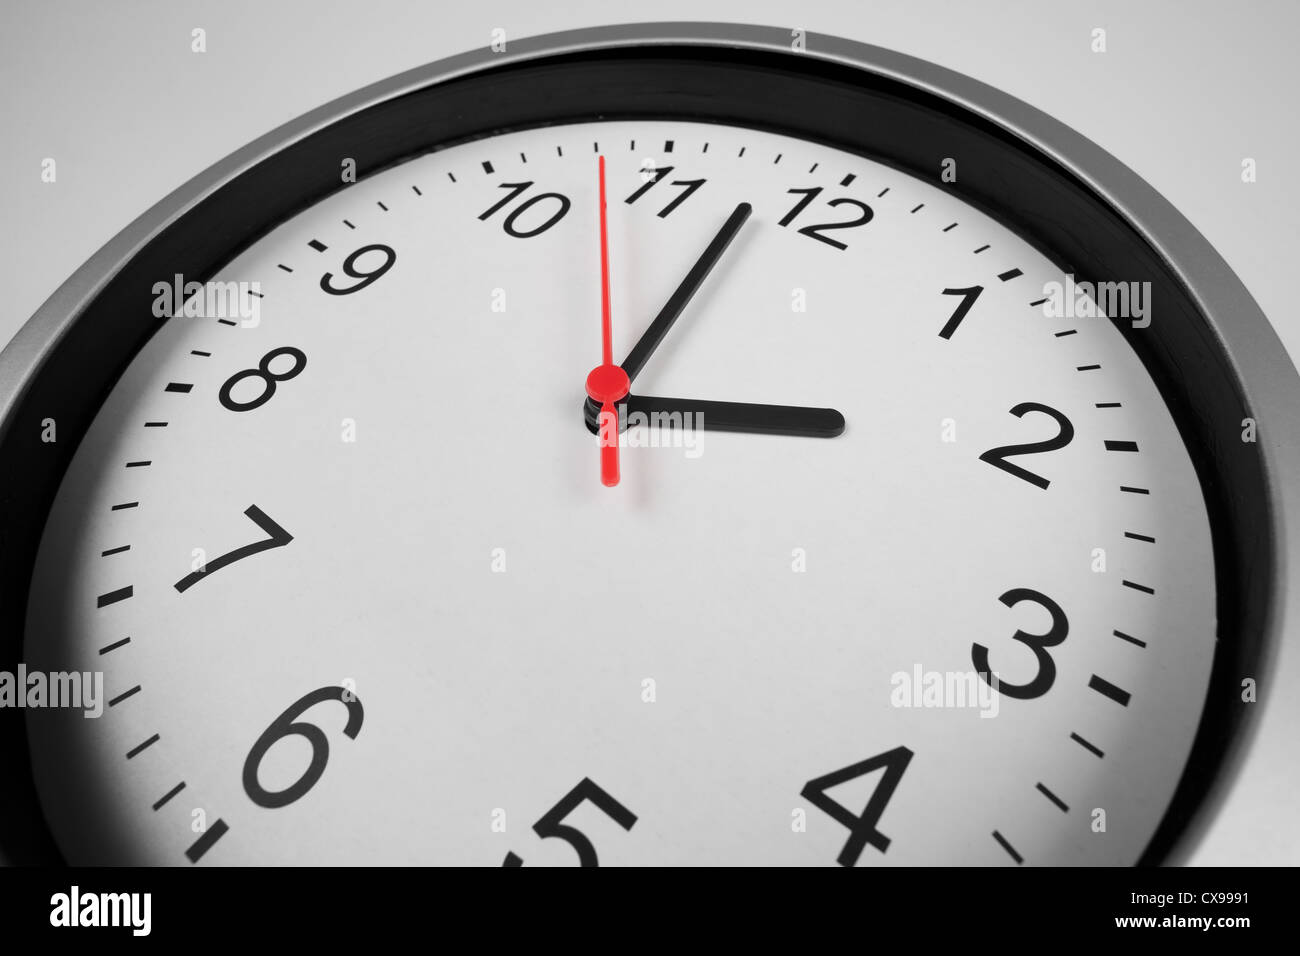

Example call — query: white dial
[26,120,1215,866]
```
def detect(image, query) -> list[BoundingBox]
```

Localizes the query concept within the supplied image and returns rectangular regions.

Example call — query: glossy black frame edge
[0,46,1266,866]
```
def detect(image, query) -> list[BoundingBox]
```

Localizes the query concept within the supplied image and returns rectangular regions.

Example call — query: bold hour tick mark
[998,268,1022,281]
[840,173,856,186]
[165,383,193,393]
[97,586,133,608]
[1089,674,1132,706]
[1105,440,1140,452]
[308,239,328,252]
[185,819,229,863]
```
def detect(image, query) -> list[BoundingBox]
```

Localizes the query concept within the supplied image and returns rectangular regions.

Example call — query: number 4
[801,746,914,866]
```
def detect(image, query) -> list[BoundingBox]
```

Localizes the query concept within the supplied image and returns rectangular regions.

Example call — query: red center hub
[585,364,630,405]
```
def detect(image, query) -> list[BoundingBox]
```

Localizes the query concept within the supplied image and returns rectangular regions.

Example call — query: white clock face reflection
[26,120,1215,865]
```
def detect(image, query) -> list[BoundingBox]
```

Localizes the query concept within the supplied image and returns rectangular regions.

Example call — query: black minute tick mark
[1122,580,1155,595]
[152,782,186,811]
[910,203,924,213]
[1035,783,1070,812]
[973,244,990,254]
[1113,629,1147,648]
[943,223,958,232]
[376,201,388,211]
[992,831,1023,864]
[109,685,141,707]
[1070,732,1105,758]
[126,734,159,759]
[99,637,131,655]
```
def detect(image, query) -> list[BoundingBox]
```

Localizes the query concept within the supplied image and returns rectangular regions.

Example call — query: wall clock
[1,22,1296,866]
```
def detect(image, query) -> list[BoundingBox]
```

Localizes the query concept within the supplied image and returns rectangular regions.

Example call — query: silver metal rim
[3,22,1296,866]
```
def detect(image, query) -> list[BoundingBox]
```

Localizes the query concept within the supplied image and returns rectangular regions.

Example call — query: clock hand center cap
[585,364,630,405]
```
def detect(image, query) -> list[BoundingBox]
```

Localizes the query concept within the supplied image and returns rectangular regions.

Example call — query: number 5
[502,778,637,867]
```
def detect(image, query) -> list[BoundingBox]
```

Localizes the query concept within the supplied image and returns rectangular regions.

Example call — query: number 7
[173,504,293,593]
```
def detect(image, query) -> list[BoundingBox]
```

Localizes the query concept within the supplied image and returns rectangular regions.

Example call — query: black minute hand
[620,201,753,383]
[585,394,845,439]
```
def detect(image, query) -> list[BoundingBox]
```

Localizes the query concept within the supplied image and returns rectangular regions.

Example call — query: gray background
[2,0,1296,865]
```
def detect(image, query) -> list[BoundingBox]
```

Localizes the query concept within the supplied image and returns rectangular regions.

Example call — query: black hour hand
[583,394,845,438]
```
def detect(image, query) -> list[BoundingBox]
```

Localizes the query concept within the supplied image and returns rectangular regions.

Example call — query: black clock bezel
[0,31,1281,866]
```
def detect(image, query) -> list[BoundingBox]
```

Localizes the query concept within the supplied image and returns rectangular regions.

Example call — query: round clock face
[24,119,1217,866]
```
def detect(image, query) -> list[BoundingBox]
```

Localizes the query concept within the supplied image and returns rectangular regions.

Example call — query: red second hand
[585,155,630,487]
